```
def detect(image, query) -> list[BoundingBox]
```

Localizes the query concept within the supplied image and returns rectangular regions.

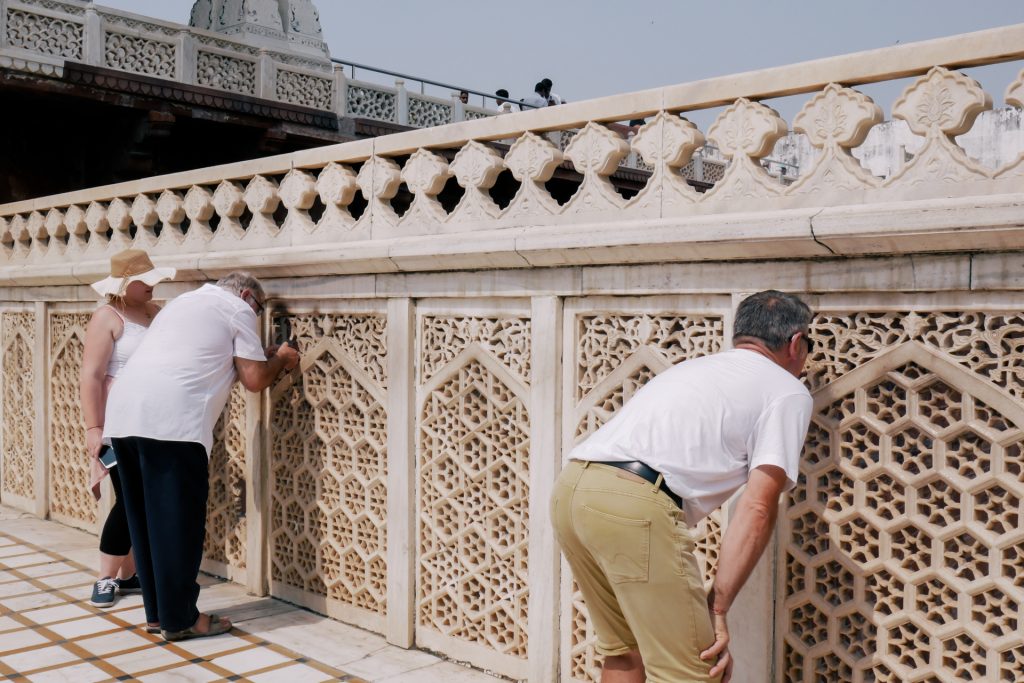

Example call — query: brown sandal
[161,613,232,642]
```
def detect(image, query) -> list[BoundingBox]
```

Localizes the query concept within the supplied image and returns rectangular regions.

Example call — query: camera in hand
[274,315,298,350]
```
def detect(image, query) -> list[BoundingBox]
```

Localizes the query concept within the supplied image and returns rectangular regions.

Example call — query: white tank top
[105,305,148,378]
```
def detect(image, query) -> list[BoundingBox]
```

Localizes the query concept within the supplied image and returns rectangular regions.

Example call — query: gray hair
[732,290,813,350]
[216,272,264,299]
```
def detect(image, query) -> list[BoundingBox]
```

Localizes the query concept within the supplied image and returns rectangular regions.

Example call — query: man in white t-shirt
[551,290,814,683]
[104,272,299,642]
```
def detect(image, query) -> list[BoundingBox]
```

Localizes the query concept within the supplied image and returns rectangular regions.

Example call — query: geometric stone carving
[48,313,95,530]
[268,313,389,625]
[503,132,563,220]
[105,33,175,79]
[205,385,247,571]
[1,312,36,504]
[782,329,1024,683]
[563,123,630,214]
[448,141,504,222]
[417,315,532,674]
[420,316,531,383]
[6,9,84,59]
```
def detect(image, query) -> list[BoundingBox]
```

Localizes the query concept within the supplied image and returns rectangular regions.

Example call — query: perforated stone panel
[268,313,388,624]
[1,312,36,503]
[416,314,532,673]
[566,310,724,683]
[781,312,1024,683]
[104,32,175,78]
[204,384,247,570]
[346,85,396,122]
[5,8,83,59]
[47,313,94,530]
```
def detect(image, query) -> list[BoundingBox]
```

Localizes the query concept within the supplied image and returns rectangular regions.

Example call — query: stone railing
[0,0,495,122]
[3,23,1024,683]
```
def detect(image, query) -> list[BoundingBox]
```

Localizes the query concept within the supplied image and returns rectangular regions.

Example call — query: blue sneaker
[90,577,118,607]
[116,574,142,595]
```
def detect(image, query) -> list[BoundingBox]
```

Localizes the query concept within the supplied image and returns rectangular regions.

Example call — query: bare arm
[701,464,789,681]
[234,343,299,392]
[79,308,119,458]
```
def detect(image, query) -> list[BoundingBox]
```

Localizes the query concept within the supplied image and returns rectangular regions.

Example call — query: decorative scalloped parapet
[448,141,504,223]
[708,98,788,160]
[129,194,159,250]
[703,99,788,203]
[1007,69,1024,109]
[315,162,360,235]
[155,190,187,249]
[887,68,992,188]
[357,156,402,228]
[243,175,281,243]
[279,169,318,236]
[788,84,883,195]
[400,149,451,228]
[183,185,216,246]
[629,112,705,212]
[104,198,135,253]
[63,205,89,256]
[83,201,111,256]
[503,132,563,220]
[563,123,630,214]
[212,181,247,244]
[893,66,992,137]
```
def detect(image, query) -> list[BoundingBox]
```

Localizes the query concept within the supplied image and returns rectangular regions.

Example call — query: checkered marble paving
[0,531,362,682]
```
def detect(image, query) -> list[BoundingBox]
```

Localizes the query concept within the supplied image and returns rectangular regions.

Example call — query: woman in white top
[80,250,175,614]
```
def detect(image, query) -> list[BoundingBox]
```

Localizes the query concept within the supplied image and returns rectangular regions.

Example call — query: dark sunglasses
[246,292,266,316]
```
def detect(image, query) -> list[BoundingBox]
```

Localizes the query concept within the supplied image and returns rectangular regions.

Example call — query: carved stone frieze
[276,69,333,110]
[346,86,396,122]
[197,51,256,95]
[104,32,176,79]
[5,9,83,59]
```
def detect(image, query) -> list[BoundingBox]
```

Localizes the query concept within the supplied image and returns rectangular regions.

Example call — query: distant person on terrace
[551,290,814,682]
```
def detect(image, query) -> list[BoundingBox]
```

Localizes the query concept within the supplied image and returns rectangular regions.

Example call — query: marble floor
[0,507,503,682]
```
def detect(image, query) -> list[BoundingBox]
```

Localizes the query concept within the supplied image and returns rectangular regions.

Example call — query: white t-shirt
[570,349,812,523]
[103,284,266,455]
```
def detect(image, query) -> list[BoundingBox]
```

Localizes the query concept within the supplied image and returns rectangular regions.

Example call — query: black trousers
[111,436,209,632]
[98,452,132,557]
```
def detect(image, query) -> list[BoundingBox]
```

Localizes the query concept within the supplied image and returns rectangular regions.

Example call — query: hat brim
[91,267,177,296]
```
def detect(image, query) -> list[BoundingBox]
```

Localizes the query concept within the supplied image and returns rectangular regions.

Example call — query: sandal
[161,613,232,642]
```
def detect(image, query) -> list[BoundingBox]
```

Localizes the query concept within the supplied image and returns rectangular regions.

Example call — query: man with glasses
[551,290,814,682]
[103,272,299,641]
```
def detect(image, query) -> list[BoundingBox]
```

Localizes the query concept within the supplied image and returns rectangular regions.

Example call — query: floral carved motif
[448,141,504,221]
[400,149,451,225]
[196,51,256,95]
[503,132,563,219]
[104,33,175,78]
[794,84,882,149]
[1,312,36,503]
[5,9,83,59]
[892,66,992,137]
[276,70,333,110]
[356,156,402,226]
[563,123,630,214]
[707,97,788,160]
[315,163,359,232]
[420,316,531,383]
[630,111,705,210]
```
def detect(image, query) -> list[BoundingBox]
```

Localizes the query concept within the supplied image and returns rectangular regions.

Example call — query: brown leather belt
[595,460,683,509]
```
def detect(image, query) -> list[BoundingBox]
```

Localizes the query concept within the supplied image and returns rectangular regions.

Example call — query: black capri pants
[98,446,132,557]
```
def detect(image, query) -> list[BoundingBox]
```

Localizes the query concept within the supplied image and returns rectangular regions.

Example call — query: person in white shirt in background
[104,272,299,642]
[551,290,814,683]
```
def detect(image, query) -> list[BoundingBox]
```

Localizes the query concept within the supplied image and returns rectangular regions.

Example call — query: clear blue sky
[100,0,1024,121]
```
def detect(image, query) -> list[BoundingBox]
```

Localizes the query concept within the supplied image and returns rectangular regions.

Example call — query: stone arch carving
[780,341,1024,682]
[1,312,36,505]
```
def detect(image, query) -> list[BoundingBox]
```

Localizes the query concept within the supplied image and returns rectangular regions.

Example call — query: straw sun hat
[90,249,176,297]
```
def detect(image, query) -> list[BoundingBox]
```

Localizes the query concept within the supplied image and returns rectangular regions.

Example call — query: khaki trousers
[551,460,719,683]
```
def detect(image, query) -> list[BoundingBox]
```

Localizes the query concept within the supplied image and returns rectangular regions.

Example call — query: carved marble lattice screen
[780,311,1024,683]
[1,312,36,508]
[47,313,95,531]
[268,312,388,633]
[203,384,248,578]
[416,313,532,678]
[563,306,725,683]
